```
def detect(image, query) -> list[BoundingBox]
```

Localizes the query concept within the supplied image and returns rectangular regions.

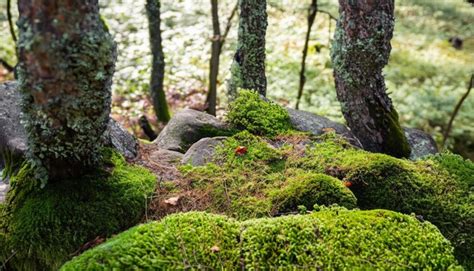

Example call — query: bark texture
[146,0,170,123]
[17,0,117,180]
[331,0,410,158]
[228,0,268,98]
[206,0,221,116]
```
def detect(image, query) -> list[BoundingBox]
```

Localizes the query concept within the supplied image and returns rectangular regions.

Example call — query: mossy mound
[164,132,473,267]
[0,150,157,270]
[227,90,292,136]
[62,210,461,270]
[289,135,474,268]
[177,131,356,220]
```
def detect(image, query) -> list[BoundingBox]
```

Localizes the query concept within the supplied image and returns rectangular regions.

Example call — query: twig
[219,1,238,50]
[7,0,17,42]
[318,9,337,21]
[296,0,318,110]
[442,74,473,147]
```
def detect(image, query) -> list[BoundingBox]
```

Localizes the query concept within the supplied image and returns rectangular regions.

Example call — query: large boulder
[404,128,438,159]
[0,81,139,170]
[154,109,232,153]
[182,137,227,166]
[287,108,362,148]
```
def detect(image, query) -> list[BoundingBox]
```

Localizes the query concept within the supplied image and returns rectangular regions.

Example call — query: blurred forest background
[1,0,473,159]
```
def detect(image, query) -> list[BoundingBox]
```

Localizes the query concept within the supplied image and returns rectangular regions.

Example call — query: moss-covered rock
[289,134,473,268]
[227,90,292,136]
[163,131,473,268]
[177,131,356,220]
[62,210,461,270]
[0,149,157,270]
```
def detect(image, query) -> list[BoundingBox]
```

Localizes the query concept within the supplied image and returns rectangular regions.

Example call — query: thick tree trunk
[206,0,221,116]
[228,0,268,98]
[17,0,117,180]
[331,0,410,158]
[146,0,170,123]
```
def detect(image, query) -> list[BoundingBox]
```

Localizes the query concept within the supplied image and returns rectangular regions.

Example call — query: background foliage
[1,0,473,158]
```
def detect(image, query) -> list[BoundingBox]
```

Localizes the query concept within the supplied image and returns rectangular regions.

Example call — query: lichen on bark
[228,0,268,99]
[331,0,411,158]
[16,0,117,181]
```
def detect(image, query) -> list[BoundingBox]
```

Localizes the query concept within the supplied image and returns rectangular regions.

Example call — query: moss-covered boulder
[160,131,473,268]
[289,135,473,268]
[61,210,461,270]
[175,131,357,220]
[0,150,157,270]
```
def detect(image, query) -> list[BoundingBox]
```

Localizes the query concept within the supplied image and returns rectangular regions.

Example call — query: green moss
[269,172,357,213]
[227,90,292,136]
[177,132,357,220]
[62,210,461,270]
[291,134,473,268]
[62,212,241,270]
[0,149,156,270]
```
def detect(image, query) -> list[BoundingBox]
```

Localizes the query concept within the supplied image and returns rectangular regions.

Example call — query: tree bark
[17,0,117,180]
[331,0,410,158]
[146,0,170,123]
[228,0,268,98]
[206,0,221,116]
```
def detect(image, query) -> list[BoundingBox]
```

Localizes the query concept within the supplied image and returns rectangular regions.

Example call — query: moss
[62,210,461,270]
[291,134,473,268]
[428,152,474,189]
[269,172,357,213]
[62,212,241,270]
[227,90,292,137]
[176,132,357,220]
[0,149,156,270]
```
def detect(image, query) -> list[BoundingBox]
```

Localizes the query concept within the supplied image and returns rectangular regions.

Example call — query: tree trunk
[228,0,268,98]
[146,0,170,123]
[206,0,221,116]
[331,0,410,158]
[17,0,117,180]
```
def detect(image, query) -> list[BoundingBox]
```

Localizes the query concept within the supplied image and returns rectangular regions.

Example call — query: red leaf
[235,146,248,156]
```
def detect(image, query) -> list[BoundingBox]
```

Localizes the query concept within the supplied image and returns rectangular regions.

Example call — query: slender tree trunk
[296,0,318,110]
[206,0,221,116]
[146,0,170,123]
[331,0,411,158]
[17,0,117,180]
[228,0,268,98]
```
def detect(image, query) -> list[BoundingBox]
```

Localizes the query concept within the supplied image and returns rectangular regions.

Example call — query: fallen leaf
[343,181,352,187]
[164,196,180,206]
[235,146,248,156]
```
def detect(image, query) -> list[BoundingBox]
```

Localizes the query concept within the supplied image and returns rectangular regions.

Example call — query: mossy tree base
[0,150,156,270]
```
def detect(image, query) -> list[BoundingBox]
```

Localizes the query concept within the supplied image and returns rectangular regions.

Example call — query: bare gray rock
[404,128,438,159]
[287,108,362,148]
[149,149,184,165]
[182,137,228,166]
[154,109,232,153]
[103,119,138,159]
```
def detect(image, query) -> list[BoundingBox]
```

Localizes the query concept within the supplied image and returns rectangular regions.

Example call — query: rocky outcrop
[154,109,233,153]
[182,137,228,166]
[287,108,362,148]
[404,128,438,159]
